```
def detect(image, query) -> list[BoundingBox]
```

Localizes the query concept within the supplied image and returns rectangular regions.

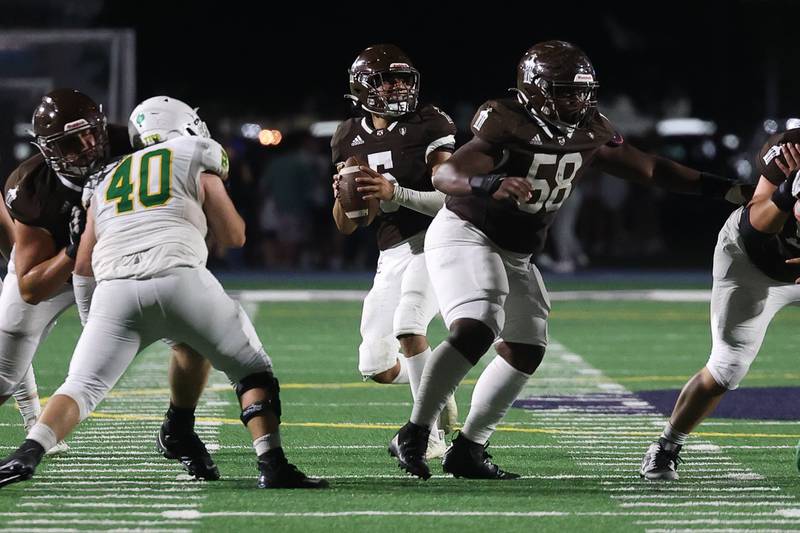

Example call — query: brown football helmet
[347,44,420,118]
[31,88,110,181]
[515,40,599,132]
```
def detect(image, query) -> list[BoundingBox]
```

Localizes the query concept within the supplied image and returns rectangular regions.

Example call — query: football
[338,156,378,226]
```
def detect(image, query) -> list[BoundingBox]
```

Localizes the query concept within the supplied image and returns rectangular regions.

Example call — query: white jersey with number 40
[91,136,229,281]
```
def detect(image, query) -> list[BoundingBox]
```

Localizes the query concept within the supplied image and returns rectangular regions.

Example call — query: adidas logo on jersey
[5,186,17,207]
[763,144,781,166]
[529,135,542,145]
[351,135,365,146]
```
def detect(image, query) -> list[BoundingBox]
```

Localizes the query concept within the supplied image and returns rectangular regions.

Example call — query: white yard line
[233,289,714,303]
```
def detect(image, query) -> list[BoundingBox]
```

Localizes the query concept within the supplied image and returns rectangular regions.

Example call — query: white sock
[253,431,282,456]
[72,274,96,327]
[391,356,409,384]
[27,422,57,452]
[405,347,430,401]
[661,422,688,446]
[13,366,41,429]
[405,347,439,434]
[410,341,473,429]
[461,355,531,445]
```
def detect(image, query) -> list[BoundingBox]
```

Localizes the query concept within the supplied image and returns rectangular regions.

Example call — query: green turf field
[2,292,800,532]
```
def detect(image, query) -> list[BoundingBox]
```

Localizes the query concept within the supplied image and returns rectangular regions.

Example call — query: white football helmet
[128,96,210,148]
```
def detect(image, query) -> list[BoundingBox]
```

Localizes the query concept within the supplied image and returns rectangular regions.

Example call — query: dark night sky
[57,2,800,127]
[2,1,799,129]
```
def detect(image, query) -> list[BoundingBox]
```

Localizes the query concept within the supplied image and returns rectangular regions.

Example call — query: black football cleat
[388,421,431,480]
[442,432,520,480]
[257,448,328,489]
[156,424,220,481]
[0,441,44,488]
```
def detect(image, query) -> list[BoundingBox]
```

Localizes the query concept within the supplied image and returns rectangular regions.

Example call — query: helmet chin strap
[510,88,557,138]
[511,87,586,136]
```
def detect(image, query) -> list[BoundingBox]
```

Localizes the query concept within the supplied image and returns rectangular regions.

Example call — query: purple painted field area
[636,387,800,420]
[513,393,658,416]
[513,387,800,420]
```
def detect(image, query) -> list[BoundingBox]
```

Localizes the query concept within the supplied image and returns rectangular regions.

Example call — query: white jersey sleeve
[199,138,229,180]
[91,136,218,281]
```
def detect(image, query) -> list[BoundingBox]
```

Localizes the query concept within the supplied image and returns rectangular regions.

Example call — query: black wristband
[469,174,505,197]
[771,179,796,212]
[699,172,734,198]
[65,243,79,260]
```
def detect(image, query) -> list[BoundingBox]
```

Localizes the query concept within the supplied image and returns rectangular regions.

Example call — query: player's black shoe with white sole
[442,432,520,479]
[156,424,220,481]
[0,440,45,488]
[388,421,432,480]
[257,448,328,489]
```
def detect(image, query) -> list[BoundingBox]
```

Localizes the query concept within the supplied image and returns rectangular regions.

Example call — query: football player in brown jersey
[388,40,739,480]
[641,138,800,480]
[331,44,458,458]
[0,201,42,444]
[0,89,219,479]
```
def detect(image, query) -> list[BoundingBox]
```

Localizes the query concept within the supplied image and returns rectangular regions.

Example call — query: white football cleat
[425,430,447,460]
[45,440,70,456]
[438,394,458,435]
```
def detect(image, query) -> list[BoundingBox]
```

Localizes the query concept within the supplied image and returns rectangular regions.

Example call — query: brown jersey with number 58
[446,97,620,254]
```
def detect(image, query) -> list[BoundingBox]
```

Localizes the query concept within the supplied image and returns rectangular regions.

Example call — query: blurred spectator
[225,138,260,266]
[258,133,320,269]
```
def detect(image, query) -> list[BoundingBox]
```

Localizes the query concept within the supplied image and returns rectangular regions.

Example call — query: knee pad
[705,353,751,390]
[449,318,497,360]
[53,376,109,421]
[496,342,546,375]
[236,372,281,425]
[358,336,399,378]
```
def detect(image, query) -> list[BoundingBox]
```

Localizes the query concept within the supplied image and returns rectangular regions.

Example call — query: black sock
[163,403,196,434]
[17,439,46,465]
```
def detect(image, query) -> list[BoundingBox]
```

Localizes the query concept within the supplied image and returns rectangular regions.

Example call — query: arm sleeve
[72,273,96,326]
[391,186,445,217]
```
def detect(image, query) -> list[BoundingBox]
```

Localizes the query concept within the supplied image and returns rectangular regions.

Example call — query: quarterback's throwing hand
[356,166,395,201]
[776,143,800,178]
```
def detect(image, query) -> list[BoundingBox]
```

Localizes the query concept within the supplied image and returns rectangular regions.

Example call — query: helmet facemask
[35,119,109,181]
[351,68,420,118]
[520,76,599,133]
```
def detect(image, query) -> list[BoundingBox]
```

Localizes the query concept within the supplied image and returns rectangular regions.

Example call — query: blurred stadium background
[2,1,797,280]
[4,3,800,532]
